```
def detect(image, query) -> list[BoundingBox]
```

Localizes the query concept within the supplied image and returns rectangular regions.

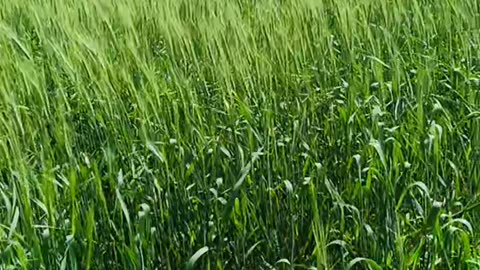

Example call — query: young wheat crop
[1,0,480,269]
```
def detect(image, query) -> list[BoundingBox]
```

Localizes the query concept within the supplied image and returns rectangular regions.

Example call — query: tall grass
[1,0,480,268]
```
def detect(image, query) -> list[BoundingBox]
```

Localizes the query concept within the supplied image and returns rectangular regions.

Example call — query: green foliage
[1,0,480,269]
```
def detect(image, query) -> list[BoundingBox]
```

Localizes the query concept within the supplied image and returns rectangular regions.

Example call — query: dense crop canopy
[1,0,480,269]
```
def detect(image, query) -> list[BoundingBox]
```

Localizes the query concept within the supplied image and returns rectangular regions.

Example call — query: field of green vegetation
[1,0,480,269]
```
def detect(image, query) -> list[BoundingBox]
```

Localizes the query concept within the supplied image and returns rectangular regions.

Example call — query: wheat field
[1,0,480,269]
